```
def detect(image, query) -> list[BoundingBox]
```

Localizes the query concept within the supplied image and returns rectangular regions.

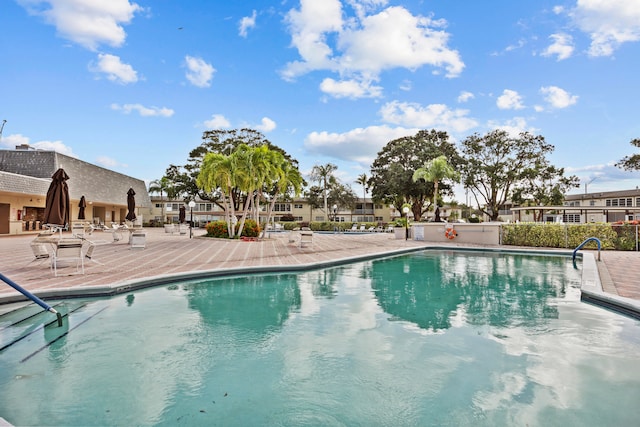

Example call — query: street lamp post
[332,204,337,222]
[402,206,410,240]
[188,200,196,239]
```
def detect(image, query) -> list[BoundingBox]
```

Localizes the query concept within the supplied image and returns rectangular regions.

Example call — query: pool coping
[1,245,639,319]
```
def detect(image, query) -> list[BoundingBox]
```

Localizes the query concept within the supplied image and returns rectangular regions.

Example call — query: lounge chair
[51,238,84,276]
[299,229,313,248]
[347,224,358,232]
[130,230,147,249]
[359,224,366,232]
[385,225,394,233]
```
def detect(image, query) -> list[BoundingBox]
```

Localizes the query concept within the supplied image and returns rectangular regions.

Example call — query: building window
[636,198,640,207]
[565,201,580,207]
[563,214,581,223]
[294,204,303,209]
[375,204,383,209]
[589,200,595,206]
[274,203,291,212]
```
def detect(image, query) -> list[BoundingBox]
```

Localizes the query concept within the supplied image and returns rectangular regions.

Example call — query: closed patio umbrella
[179,205,186,224]
[126,188,136,221]
[78,195,86,220]
[43,168,70,229]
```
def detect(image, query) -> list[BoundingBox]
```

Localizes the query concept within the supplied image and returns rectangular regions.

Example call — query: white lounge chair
[346,224,358,232]
[299,230,313,248]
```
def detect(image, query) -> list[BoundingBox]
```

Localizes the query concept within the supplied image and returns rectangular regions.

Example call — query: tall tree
[369,129,459,221]
[148,177,174,223]
[615,138,640,171]
[356,173,368,201]
[310,163,338,221]
[511,163,580,221]
[412,155,460,222]
[460,130,564,221]
[197,153,236,236]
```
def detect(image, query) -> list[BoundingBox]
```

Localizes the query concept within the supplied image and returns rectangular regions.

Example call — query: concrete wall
[411,223,501,245]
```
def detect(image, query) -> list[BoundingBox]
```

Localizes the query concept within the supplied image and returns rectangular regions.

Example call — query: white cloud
[0,133,30,148]
[568,0,640,57]
[255,117,277,132]
[399,79,412,91]
[486,117,537,137]
[18,0,142,51]
[496,89,525,110]
[540,86,578,109]
[304,125,419,166]
[282,2,464,97]
[184,55,215,88]
[457,91,474,103]
[0,133,76,156]
[239,10,257,37]
[111,103,174,117]
[379,100,478,133]
[95,156,127,169]
[204,114,231,129]
[542,33,574,60]
[90,53,138,84]
[320,77,383,99]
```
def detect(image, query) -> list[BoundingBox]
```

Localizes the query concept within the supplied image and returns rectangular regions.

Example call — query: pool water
[1,250,639,426]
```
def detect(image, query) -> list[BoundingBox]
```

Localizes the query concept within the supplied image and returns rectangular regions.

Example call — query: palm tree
[412,155,460,222]
[310,163,337,221]
[261,156,304,238]
[356,173,368,220]
[148,177,173,224]
[198,152,236,236]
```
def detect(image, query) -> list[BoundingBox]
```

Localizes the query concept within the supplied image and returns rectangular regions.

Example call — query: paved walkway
[0,227,638,302]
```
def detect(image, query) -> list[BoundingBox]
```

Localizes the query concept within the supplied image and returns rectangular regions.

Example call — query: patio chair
[51,238,84,276]
[359,224,366,232]
[346,224,358,232]
[299,230,313,248]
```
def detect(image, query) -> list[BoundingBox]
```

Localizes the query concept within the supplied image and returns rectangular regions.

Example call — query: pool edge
[2,245,639,319]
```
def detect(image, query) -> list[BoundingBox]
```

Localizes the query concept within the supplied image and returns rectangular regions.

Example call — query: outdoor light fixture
[188,200,196,239]
[333,204,337,221]
[402,206,410,240]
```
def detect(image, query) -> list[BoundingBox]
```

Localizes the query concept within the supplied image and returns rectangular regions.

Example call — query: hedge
[501,223,638,250]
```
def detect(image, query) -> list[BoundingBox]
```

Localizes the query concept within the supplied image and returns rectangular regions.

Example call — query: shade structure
[43,168,70,228]
[179,205,186,224]
[126,188,136,221]
[78,195,87,220]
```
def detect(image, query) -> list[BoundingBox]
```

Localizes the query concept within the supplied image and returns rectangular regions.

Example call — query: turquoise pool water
[1,250,639,426]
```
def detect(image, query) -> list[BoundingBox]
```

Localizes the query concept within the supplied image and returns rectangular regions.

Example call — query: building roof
[565,188,640,201]
[0,149,151,207]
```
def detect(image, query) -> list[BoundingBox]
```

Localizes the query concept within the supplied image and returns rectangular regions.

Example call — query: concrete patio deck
[0,227,638,309]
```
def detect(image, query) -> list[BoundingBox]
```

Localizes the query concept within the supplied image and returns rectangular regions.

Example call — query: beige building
[149,196,396,227]
[509,188,640,223]
[0,147,151,235]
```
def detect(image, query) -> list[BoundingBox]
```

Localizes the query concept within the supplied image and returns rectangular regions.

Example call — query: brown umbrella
[126,188,136,221]
[43,168,70,228]
[179,205,186,224]
[78,195,87,220]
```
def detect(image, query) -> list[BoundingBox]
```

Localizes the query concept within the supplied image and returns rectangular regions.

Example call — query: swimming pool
[1,250,639,426]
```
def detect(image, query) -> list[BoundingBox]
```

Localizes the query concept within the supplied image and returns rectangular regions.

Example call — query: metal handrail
[0,272,62,327]
[572,237,601,267]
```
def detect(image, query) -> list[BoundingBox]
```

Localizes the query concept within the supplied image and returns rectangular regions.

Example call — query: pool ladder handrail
[572,237,601,267]
[0,272,63,327]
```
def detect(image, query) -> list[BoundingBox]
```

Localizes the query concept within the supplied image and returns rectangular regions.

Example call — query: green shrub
[239,219,260,237]
[205,219,260,238]
[205,220,229,238]
[502,223,621,249]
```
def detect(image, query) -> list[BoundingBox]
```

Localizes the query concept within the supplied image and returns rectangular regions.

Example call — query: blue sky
[2,0,640,202]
